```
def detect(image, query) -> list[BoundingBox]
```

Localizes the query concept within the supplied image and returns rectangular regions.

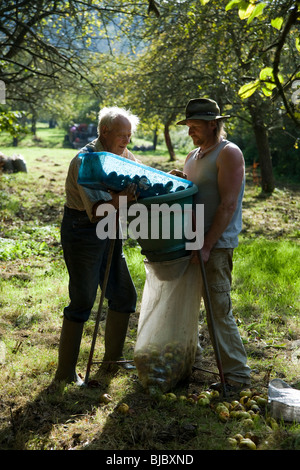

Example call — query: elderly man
[54,106,140,385]
[175,98,251,394]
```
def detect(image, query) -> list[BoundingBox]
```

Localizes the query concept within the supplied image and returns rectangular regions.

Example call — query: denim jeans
[61,206,137,323]
[203,248,251,384]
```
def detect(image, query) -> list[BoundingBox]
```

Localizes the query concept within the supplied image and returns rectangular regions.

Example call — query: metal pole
[84,213,118,385]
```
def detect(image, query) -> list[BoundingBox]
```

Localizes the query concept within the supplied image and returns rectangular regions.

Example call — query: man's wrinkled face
[186,119,216,146]
[101,116,132,155]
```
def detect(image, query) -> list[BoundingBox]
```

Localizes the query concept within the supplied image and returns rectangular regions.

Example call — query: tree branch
[272,3,300,128]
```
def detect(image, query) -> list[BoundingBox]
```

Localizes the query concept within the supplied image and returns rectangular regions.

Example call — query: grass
[233,239,300,318]
[0,125,300,451]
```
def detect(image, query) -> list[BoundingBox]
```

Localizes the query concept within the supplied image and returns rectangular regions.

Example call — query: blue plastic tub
[77,151,199,261]
[77,151,193,198]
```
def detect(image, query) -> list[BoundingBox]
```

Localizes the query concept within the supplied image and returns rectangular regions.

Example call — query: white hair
[98,106,139,134]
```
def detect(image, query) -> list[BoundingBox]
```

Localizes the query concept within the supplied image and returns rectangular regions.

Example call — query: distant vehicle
[66,123,98,149]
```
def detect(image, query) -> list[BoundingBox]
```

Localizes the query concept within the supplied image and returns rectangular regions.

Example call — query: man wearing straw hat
[174,98,251,394]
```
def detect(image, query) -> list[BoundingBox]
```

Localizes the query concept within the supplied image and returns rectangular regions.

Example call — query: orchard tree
[224,0,300,190]
[228,0,300,128]
[118,0,299,190]
[0,0,157,122]
[0,109,27,144]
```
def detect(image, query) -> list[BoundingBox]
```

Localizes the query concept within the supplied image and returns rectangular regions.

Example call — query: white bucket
[268,379,300,422]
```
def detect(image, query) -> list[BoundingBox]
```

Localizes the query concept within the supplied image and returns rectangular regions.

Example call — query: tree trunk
[164,121,175,161]
[153,127,158,150]
[248,100,275,193]
[31,116,36,135]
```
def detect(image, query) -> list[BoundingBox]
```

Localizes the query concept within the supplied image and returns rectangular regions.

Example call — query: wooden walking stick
[84,212,118,385]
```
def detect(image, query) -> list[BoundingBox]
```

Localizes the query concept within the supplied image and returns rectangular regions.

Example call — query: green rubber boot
[102,309,131,371]
[54,317,84,385]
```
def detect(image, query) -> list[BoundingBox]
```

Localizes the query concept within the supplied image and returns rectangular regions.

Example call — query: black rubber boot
[54,317,84,385]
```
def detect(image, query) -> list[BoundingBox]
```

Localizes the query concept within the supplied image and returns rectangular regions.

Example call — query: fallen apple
[245,399,257,409]
[99,393,112,404]
[239,396,250,406]
[178,395,188,401]
[239,438,256,450]
[187,397,197,404]
[222,401,231,410]
[255,396,268,406]
[210,390,219,399]
[233,433,244,443]
[218,410,230,422]
[215,403,229,414]
[250,404,260,413]
[197,397,210,406]
[187,393,199,402]
[198,391,211,399]
[241,418,254,429]
[240,389,252,398]
[245,432,259,445]
[267,417,279,430]
[164,392,177,401]
[227,437,238,448]
[236,411,252,420]
[117,403,130,414]
[231,400,240,409]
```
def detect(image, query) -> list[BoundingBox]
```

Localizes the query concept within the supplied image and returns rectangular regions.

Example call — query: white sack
[134,255,202,393]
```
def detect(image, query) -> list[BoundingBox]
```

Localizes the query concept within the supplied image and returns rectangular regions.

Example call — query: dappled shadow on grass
[80,372,218,451]
[1,345,298,451]
[0,370,117,450]
[0,360,219,451]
